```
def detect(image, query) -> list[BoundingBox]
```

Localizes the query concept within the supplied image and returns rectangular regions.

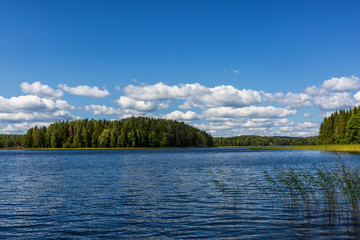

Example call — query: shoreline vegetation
[251,144,360,152]
[214,135,318,147]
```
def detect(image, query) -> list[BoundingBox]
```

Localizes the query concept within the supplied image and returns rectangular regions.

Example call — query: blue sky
[1,0,360,136]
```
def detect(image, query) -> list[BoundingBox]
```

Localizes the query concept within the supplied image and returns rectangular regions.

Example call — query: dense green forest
[214,135,318,146]
[318,106,360,144]
[21,117,214,148]
[0,135,23,148]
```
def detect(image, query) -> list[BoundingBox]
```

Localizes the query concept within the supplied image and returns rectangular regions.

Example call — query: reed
[210,169,243,208]
[261,159,360,224]
[208,157,360,225]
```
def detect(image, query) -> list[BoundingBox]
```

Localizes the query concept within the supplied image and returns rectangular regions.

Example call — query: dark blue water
[0,148,359,239]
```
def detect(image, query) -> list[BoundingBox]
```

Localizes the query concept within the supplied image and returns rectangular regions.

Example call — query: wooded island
[21,117,214,148]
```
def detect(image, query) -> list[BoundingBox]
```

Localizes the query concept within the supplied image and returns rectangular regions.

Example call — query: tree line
[214,135,318,146]
[21,117,214,148]
[0,135,23,148]
[318,106,360,144]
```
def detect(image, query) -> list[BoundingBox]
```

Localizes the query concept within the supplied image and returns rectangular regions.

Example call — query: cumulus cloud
[20,81,63,99]
[201,86,264,107]
[313,92,355,110]
[268,92,312,109]
[194,118,318,137]
[203,106,296,121]
[297,122,318,128]
[124,82,265,108]
[58,84,111,98]
[305,85,328,96]
[353,91,360,101]
[0,111,77,123]
[116,96,169,112]
[304,113,312,118]
[306,76,360,98]
[163,111,202,121]
[0,95,73,113]
[85,105,121,115]
[322,76,360,92]
[178,101,192,110]
[0,95,76,125]
[84,104,150,119]
[124,82,210,101]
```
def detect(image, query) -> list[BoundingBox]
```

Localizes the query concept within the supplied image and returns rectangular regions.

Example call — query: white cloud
[85,105,121,115]
[178,101,192,110]
[353,91,360,101]
[269,92,312,109]
[304,113,312,118]
[124,82,210,101]
[201,85,264,107]
[203,106,296,121]
[232,69,239,74]
[163,111,202,121]
[313,92,355,110]
[297,122,318,128]
[125,82,265,108]
[0,111,77,123]
[84,104,150,119]
[194,118,318,137]
[116,96,169,112]
[322,76,360,92]
[114,86,121,91]
[59,84,111,98]
[20,81,63,99]
[0,95,76,125]
[305,85,328,96]
[0,95,73,113]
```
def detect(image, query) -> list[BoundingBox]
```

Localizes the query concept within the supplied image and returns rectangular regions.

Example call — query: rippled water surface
[1,148,360,239]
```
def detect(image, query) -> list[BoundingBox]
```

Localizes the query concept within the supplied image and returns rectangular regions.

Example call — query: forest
[20,117,214,148]
[0,135,23,148]
[214,135,318,146]
[318,106,360,144]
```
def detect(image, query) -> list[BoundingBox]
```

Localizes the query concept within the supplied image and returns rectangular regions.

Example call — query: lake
[0,147,359,239]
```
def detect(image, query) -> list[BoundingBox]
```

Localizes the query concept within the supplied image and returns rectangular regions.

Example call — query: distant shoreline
[251,145,360,152]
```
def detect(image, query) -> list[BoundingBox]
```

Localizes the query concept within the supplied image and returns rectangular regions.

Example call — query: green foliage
[318,106,360,144]
[345,113,360,143]
[214,135,318,146]
[8,117,214,149]
[0,134,23,148]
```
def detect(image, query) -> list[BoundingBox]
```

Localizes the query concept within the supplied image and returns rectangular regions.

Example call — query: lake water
[0,147,360,239]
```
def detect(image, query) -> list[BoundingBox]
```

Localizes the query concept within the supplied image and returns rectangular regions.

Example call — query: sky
[0,0,360,137]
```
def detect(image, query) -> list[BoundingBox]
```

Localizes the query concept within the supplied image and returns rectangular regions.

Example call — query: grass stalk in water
[261,159,360,224]
[210,169,242,208]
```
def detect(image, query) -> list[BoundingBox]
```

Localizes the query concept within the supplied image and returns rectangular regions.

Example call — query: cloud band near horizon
[0,75,359,137]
